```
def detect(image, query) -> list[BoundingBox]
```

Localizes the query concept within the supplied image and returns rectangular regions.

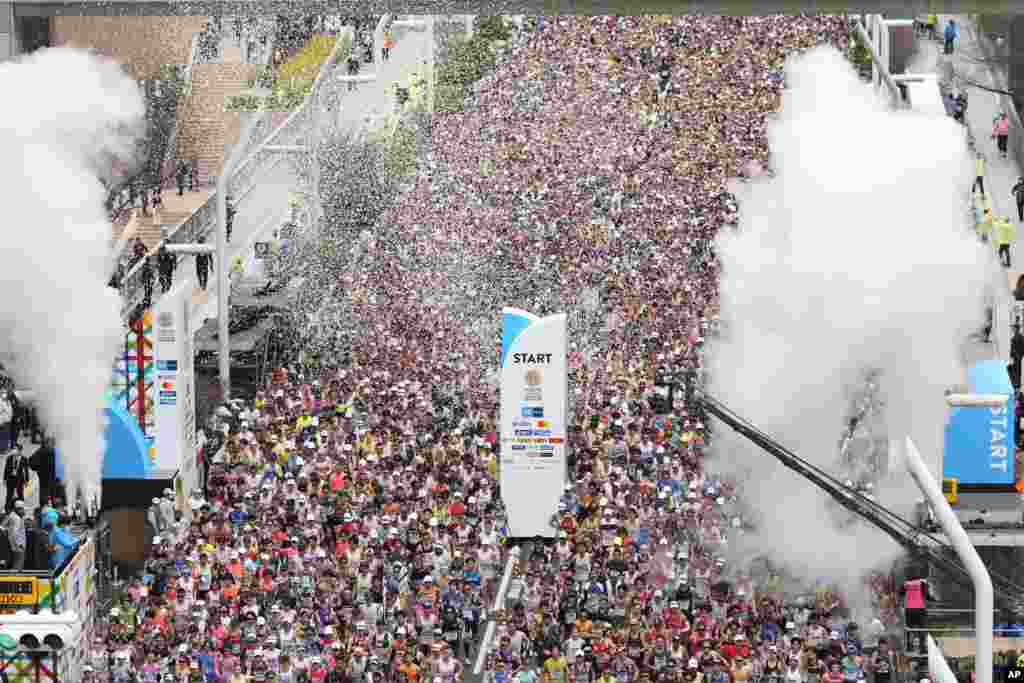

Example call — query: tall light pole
[214,112,265,401]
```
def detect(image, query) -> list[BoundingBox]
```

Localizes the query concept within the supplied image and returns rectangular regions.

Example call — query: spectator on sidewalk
[944,19,959,55]
[926,14,938,41]
[996,215,1016,267]
[152,185,163,224]
[978,208,994,243]
[973,152,986,197]
[195,236,213,291]
[346,54,361,91]
[131,235,147,264]
[108,259,125,291]
[230,255,245,287]
[175,160,189,196]
[3,445,29,512]
[954,91,968,124]
[29,437,57,511]
[1013,177,1024,221]
[3,501,26,570]
[383,30,394,62]
[1010,325,1024,391]
[0,392,13,454]
[226,195,236,243]
[993,112,1011,159]
[141,255,155,309]
[943,90,956,118]
[157,244,175,293]
[899,575,932,654]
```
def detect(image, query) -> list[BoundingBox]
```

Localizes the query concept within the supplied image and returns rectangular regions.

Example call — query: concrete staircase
[109,189,215,250]
[174,62,261,182]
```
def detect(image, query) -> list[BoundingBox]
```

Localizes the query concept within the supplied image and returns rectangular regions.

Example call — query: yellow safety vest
[976,157,985,178]
[996,218,1016,246]
[979,213,994,236]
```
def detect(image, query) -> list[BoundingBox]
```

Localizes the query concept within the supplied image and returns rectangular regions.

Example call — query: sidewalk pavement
[336,20,433,136]
[944,17,1022,263]
[909,16,1023,361]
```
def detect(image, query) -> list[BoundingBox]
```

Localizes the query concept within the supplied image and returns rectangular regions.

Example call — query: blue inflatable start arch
[55,400,152,481]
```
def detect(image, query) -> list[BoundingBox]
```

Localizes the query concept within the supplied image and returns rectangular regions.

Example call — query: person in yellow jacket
[229,255,245,283]
[926,14,938,40]
[973,152,986,197]
[996,215,1016,267]
[978,208,994,243]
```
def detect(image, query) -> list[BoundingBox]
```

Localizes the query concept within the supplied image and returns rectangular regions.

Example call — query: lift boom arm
[696,390,1024,616]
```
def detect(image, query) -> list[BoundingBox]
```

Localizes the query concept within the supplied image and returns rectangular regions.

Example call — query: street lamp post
[215,173,231,402]
[211,113,269,401]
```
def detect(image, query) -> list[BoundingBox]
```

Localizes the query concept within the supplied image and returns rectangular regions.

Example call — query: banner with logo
[500,307,567,538]
[943,359,1016,486]
[153,285,195,478]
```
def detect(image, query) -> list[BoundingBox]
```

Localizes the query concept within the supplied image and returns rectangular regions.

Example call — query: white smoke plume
[707,46,994,606]
[0,48,145,508]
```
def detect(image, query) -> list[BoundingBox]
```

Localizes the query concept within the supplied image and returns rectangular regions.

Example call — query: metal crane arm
[696,390,1024,616]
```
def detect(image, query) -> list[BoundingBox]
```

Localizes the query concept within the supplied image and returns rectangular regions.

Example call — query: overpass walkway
[115,15,433,326]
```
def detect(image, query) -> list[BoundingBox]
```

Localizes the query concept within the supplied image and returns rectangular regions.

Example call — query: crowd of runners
[83,13,915,683]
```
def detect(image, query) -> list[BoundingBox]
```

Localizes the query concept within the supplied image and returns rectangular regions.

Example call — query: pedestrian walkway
[910,15,1023,359]
[336,19,433,136]
[941,18,1022,257]
[186,159,294,321]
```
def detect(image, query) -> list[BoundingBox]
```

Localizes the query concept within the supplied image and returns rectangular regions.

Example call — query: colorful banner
[500,307,567,538]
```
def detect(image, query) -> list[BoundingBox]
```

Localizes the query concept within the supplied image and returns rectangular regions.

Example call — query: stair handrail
[183,33,200,92]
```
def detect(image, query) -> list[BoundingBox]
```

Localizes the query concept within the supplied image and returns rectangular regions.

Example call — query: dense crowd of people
[86,14,913,683]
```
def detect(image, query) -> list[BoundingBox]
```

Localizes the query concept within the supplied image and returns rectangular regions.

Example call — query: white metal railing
[183,33,199,91]
[118,153,289,319]
[226,26,355,199]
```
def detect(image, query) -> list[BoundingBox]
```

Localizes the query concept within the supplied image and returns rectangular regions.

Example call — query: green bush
[225,93,262,112]
[847,25,873,69]
[475,15,512,43]
[435,33,499,114]
[276,35,339,83]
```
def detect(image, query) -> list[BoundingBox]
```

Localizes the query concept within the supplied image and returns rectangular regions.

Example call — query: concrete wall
[0,3,13,61]
[49,15,207,79]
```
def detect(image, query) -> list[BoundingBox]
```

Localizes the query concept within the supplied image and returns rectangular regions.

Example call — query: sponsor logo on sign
[157,312,174,328]
[513,437,534,443]
[514,430,533,436]
[156,360,178,371]
[160,381,175,391]
[549,437,564,444]
[511,420,533,427]
[538,451,555,458]
[536,419,552,428]
[525,369,543,386]
[533,429,551,437]
[540,444,555,451]
[511,445,527,451]
[521,406,544,418]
